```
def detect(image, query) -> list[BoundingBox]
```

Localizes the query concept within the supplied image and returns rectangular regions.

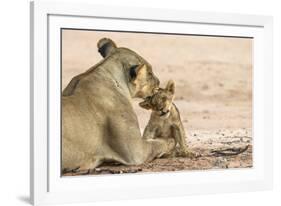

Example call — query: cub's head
[139,80,175,118]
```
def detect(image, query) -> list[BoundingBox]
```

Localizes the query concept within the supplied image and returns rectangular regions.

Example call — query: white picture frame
[30,0,273,205]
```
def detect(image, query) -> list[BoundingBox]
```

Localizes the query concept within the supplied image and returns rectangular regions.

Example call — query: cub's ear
[166,80,175,94]
[129,64,147,82]
[97,38,117,58]
[139,100,152,110]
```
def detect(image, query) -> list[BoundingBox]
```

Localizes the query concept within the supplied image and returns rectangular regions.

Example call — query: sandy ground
[62,30,252,175]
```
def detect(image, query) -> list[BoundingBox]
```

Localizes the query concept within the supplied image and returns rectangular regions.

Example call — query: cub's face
[139,80,175,118]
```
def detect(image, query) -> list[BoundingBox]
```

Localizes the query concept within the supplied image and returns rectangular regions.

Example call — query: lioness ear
[129,64,147,82]
[139,100,152,110]
[166,80,175,94]
[97,38,117,58]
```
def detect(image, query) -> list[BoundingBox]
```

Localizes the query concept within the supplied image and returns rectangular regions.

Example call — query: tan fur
[139,80,193,157]
[62,38,176,172]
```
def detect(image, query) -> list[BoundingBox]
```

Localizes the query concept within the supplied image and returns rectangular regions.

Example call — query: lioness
[62,38,175,173]
[139,80,192,157]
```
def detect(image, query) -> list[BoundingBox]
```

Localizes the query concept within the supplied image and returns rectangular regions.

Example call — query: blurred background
[62,29,252,133]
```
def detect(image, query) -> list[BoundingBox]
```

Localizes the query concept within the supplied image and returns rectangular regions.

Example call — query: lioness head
[127,63,160,98]
[97,38,160,99]
[139,80,175,118]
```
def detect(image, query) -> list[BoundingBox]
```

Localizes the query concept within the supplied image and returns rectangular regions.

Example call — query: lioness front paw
[177,150,200,159]
[167,138,176,150]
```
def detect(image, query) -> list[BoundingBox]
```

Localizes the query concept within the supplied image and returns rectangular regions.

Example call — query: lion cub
[139,80,193,157]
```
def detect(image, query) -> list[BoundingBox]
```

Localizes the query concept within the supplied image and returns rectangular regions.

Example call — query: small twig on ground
[209,145,249,157]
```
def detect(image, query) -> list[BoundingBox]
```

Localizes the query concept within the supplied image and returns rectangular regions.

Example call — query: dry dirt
[62,30,252,176]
